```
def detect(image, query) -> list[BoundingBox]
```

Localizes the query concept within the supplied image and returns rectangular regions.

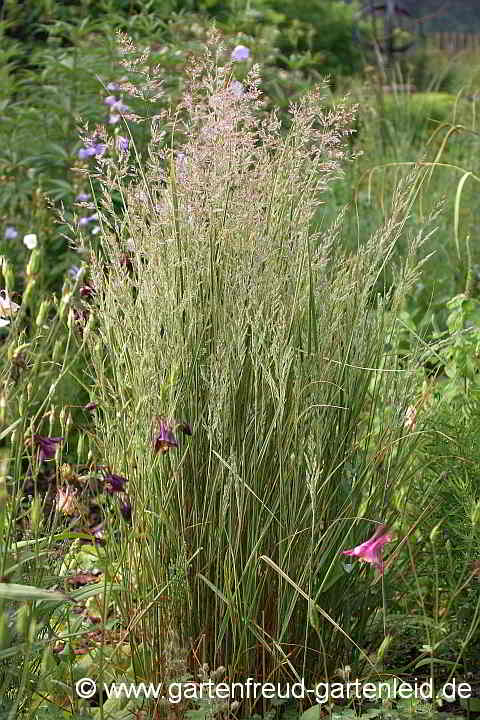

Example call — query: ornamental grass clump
[82,29,430,699]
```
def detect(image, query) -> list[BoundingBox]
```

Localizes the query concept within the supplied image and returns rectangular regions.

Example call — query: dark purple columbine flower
[153,418,179,454]
[177,422,193,436]
[79,284,95,300]
[75,193,91,202]
[29,434,64,463]
[119,498,132,522]
[103,471,128,494]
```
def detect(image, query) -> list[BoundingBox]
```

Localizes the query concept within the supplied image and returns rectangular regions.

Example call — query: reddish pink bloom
[342,524,393,574]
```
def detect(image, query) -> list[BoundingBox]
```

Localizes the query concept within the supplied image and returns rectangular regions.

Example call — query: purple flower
[104,95,118,106]
[92,143,107,156]
[68,265,81,280]
[116,136,129,152]
[4,226,18,240]
[83,401,97,411]
[119,498,132,522]
[104,472,128,494]
[78,144,106,160]
[112,100,129,113]
[231,45,250,61]
[75,193,91,202]
[79,284,95,299]
[177,422,193,436]
[28,434,64,463]
[78,147,96,159]
[153,418,179,454]
[109,114,120,125]
[107,82,120,91]
[78,217,92,227]
[342,524,393,574]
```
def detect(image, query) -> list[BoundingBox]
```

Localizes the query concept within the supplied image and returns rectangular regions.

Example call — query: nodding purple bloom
[109,114,120,125]
[83,401,97,411]
[79,284,95,300]
[4,226,18,240]
[153,418,179,454]
[177,422,193,436]
[78,217,92,227]
[29,434,64,463]
[75,193,91,202]
[116,136,129,153]
[103,471,128,494]
[104,95,118,106]
[68,265,82,280]
[342,524,393,575]
[107,82,120,91]
[119,498,132,522]
[231,45,250,61]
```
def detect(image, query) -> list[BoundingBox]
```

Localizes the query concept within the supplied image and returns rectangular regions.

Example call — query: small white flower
[0,318,10,328]
[23,233,38,250]
[91,225,100,235]
[0,291,20,318]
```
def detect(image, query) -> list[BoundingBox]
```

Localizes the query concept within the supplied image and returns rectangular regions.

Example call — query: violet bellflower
[341,524,393,574]
[231,45,250,61]
[4,226,18,240]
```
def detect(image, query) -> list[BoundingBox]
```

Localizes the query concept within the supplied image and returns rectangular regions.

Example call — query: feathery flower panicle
[404,405,417,431]
[342,524,393,574]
